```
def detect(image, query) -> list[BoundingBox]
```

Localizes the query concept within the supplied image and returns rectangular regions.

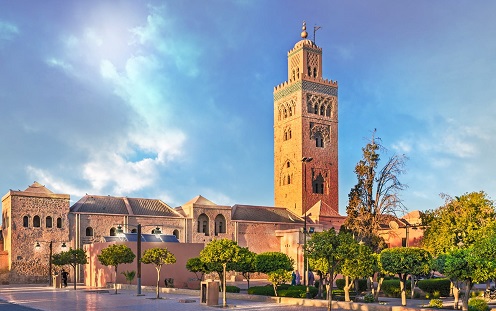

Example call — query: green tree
[141,247,176,299]
[441,233,496,311]
[200,239,241,307]
[380,247,432,306]
[267,269,292,297]
[308,257,329,299]
[231,247,257,288]
[253,252,293,274]
[186,256,207,281]
[339,243,375,302]
[97,244,136,294]
[344,130,407,252]
[306,228,356,311]
[422,191,496,256]
[52,248,88,290]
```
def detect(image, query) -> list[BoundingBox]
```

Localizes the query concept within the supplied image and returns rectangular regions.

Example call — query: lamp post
[35,241,67,287]
[116,224,162,296]
[302,156,313,298]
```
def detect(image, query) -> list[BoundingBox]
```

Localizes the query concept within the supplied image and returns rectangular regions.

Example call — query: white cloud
[45,57,74,72]
[0,20,19,41]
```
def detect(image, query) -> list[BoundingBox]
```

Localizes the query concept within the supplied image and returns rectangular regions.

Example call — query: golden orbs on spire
[301,21,308,39]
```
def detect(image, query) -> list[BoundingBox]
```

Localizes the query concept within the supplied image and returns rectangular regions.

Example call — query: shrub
[225,285,240,293]
[364,293,375,303]
[469,298,489,311]
[335,278,368,291]
[278,285,318,298]
[247,285,274,296]
[381,279,411,298]
[247,285,318,298]
[429,299,444,308]
[417,278,451,297]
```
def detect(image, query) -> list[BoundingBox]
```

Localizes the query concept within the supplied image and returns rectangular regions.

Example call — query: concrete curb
[115,284,451,311]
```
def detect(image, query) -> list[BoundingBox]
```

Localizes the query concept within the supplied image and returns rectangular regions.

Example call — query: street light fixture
[35,241,67,287]
[115,223,162,296]
[302,156,313,299]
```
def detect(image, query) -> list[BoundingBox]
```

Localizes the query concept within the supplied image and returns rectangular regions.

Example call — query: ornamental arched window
[46,216,52,228]
[214,214,226,236]
[198,213,209,236]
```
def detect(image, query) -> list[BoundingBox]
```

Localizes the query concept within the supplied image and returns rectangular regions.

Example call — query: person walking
[61,269,69,287]
[308,270,315,286]
[295,270,301,285]
[291,271,296,286]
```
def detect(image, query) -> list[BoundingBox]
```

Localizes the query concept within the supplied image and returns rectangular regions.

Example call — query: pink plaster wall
[84,241,204,289]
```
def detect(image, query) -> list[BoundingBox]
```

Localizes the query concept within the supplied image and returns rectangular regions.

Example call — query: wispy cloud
[0,20,19,41]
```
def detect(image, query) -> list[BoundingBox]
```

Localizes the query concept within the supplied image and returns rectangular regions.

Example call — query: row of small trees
[187,239,293,306]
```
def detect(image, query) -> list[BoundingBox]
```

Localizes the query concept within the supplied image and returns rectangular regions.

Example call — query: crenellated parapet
[274,77,338,93]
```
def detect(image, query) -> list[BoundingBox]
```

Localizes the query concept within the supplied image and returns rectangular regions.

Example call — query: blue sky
[1,1,495,221]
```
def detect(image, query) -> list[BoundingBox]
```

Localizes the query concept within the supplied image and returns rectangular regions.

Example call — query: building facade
[0,23,348,285]
[274,22,339,219]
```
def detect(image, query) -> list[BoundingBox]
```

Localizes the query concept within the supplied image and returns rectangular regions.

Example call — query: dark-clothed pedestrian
[61,269,69,287]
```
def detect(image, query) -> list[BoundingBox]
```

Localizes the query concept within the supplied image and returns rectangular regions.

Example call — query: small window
[23,216,29,228]
[287,175,291,184]
[308,66,311,76]
[288,129,292,139]
[313,174,325,194]
[214,214,226,236]
[314,105,318,114]
[315,133,324,148]
[313,67,317,78]
[56,217,62,228]
[86,227,94,236]
[287,162,290,168]
[131,228,137,233]
[33,215,41,228]
[198,214,209,236]
[110,227,116,236]
[46,216,52,228]
[296,67,300,79]
[173,229,179,239]
[320,106,325,115]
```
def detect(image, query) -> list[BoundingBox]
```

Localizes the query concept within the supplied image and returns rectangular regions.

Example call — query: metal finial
[301,21,308,39]
[313,25,322,44]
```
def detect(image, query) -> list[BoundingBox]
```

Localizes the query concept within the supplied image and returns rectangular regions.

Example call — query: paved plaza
[0,285,332,311]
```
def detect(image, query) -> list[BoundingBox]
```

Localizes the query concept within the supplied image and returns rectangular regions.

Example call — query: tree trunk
[344,276,351,302]
[328,267,334,311]
[273,283,278,297]
[410,275,415,299]
[114,266,118,294]
[452,281,460,309]
[375,277,384,302]
[317,272,323,299]
[155,266,161,299]
[222,263,227,307]
[400,274,407,306]
[462,279,472,311]
[72,264,77,291]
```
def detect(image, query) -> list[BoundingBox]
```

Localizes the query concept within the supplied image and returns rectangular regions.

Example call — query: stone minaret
[274,22,339,217]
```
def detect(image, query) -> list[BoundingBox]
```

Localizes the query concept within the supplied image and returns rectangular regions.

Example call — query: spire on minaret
[301,21,308,39]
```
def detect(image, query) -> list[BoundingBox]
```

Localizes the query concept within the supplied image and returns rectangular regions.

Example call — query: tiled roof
[127,198,181,217]
[70,195,182,217]
[23,182,54,194]
[183,195,217,206]
[70,195,128,214]
[232,205,304,224]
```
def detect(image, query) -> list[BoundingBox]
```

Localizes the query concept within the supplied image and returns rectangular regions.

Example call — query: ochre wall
[84,241,204,289]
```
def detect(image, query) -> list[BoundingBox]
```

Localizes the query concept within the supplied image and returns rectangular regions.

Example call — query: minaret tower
[274,22,339,217]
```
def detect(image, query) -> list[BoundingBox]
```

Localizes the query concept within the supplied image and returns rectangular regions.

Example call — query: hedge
[381,279,411,298]
[247,285,317,298]
[417,278,451,297]
[225,285,241,293]
[335,278,368,292]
